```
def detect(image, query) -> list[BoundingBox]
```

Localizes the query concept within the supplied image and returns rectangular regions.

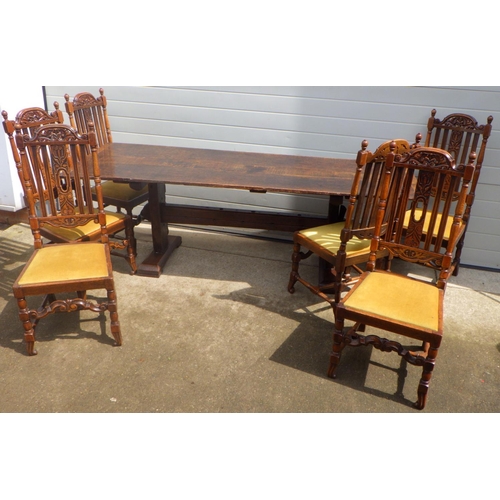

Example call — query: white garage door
[44,86,500,270]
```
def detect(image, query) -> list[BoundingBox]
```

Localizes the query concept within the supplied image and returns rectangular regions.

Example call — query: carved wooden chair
[64,88,149,223]
[12,123,123,355]
[2,106,137,273]
[329,144,476,410]
[2,105,64,206]
[409,109,493,275]
[287,138,411,311]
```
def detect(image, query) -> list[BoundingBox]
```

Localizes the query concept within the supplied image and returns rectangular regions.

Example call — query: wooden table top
[96,142,356,197]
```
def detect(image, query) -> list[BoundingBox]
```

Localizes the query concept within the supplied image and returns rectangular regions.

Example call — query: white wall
[0,85,45,211]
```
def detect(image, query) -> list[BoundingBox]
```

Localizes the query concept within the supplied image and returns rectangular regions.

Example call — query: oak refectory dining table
[96,143,356,277]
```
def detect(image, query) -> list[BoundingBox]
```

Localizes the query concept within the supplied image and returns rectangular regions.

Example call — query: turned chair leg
[128,249,137,275]
[106,288,122,347]
[414,345,439,410]
[452,233,466,276]
[328,320,346,378]
[17,297,37,356]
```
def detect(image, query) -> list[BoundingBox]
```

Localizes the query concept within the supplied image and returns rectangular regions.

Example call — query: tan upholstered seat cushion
[43,211,127,241]
[404,208,462,239]
[343,271,442,332]
[298,222,372,257]
[17,243,110,285]
[96,181,148,201]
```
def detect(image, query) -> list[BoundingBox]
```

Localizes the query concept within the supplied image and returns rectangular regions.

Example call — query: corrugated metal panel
[44,86,500,269]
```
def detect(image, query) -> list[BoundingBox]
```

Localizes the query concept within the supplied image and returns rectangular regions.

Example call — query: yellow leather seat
[97,181,148,202]
[343,271,441,332]
[298,221,372,257]
[403,208,461,239]
[18,243,110,285]
[44,211,128,241]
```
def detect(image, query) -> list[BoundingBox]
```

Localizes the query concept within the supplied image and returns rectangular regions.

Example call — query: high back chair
[409,109,493,275]
[329,143,476,410]
[2,105,64,205]
[64,88,149,223]
[287,138,411,311]
[2,106,137,274]
[12,123,123,356]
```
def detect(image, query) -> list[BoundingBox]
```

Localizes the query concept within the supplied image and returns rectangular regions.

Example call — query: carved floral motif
[75,94,99,107]
[439,114,478,130]
[18,109,51,124]
[34,126,82,143]
[399,149,454,170]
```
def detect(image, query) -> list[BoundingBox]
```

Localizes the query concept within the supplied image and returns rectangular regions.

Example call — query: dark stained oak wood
[96,143,357,277]
[96,143,356,196]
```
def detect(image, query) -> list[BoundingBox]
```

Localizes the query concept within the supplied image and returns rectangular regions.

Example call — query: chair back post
[411,132,423,149]
[365,141,398,272]
[332,140,370,302]
[14,123,45,248]
[342,139,369,233]
[425,108,439,146]
[465,115,493,221]
[2,109,22,172]
[98,88,113,144]
[444,150,476,272]
[87,121,109,245]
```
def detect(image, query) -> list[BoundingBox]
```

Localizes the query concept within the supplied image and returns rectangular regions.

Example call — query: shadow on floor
[214,286,420,409]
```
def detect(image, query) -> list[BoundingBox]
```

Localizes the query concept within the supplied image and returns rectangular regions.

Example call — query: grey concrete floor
[1,221,499,413]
